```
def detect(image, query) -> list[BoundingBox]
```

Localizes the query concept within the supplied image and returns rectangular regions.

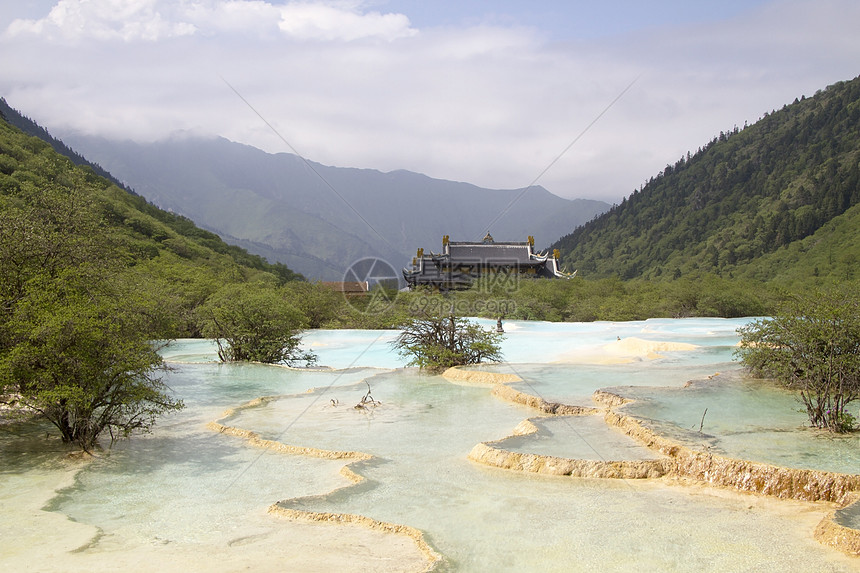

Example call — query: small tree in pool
[392,313,504,371]
[196,282,316,366]
[0,186,184,451]
[736,286,860,433]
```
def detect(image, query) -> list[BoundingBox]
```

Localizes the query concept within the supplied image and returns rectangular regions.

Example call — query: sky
[1,0,859,203]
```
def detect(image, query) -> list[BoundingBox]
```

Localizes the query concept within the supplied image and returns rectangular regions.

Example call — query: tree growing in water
[196,282,316,365]
[392,313,504,371]
[0,186,183,450]
[736,285,860,433]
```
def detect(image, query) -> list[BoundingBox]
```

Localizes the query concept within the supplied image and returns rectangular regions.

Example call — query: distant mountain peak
[60,133,610,280]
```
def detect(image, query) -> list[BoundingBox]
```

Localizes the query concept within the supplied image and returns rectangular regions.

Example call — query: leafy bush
[0,186,183,450]
[195,282,316,365]
[391,314,503,371]
[736,285,860,433]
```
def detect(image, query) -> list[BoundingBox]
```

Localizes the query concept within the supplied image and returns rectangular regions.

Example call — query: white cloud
[1,1,859,202]
[5,0,197,42]
[278,2,416,41]
[183,1,282,35]
[5,1,416,42]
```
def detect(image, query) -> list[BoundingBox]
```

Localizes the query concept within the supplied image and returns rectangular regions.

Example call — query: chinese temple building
[403,234,574,290]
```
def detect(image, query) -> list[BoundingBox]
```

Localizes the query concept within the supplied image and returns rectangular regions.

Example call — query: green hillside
[0,108,302,337]
[554,75,860,288]
[0,97,132,194]
[60,135,609,280]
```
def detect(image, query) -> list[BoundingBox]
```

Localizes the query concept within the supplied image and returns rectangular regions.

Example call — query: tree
[195,282,316,365]
[0,187,183,450]
[391,313,504,371]
[1,270,183,449]
[736,286,860,433]
[282,281,342,328]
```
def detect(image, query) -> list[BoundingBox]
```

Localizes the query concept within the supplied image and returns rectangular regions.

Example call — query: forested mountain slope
[60,135,609,280]
[0,109,302,336]
[553,75,860,286]
[0,98,133,195]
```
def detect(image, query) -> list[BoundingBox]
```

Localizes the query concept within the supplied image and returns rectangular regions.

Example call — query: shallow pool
[2,318,858,572]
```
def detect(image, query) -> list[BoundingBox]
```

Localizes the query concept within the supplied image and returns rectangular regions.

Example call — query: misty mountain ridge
[59,134,610,280]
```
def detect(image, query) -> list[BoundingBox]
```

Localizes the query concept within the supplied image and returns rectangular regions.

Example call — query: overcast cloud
[1,0,859,202]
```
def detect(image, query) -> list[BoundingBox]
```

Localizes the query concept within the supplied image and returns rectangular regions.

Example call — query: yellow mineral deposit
[440,366,522,385]
[450,365,860,558]
[553,336,699,364]
[203,387,440,571]
[198,356,860,564]
[815,499,860,557]
[467,441,669,479]
[0,462,434,572]
[268,504,443,569]
[207,404,372,461]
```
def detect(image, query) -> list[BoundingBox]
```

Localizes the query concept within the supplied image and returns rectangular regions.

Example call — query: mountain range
[56,135,609,280]
[552,74,860,287]
[5,73,858,291]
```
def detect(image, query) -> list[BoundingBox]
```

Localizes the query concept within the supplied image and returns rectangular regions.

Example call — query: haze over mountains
[59,135,609,280]
[5,72,858,290]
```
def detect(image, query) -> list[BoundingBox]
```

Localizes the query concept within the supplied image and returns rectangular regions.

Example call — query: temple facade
[403,234,573,290]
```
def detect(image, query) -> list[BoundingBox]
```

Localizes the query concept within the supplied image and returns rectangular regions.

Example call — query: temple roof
[447,243,536,264]
[403,235,571,290]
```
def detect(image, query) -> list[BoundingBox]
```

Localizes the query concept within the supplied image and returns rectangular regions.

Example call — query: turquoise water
[494,414,663,461]
[3,318,859,572]
[618,375,860,475]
